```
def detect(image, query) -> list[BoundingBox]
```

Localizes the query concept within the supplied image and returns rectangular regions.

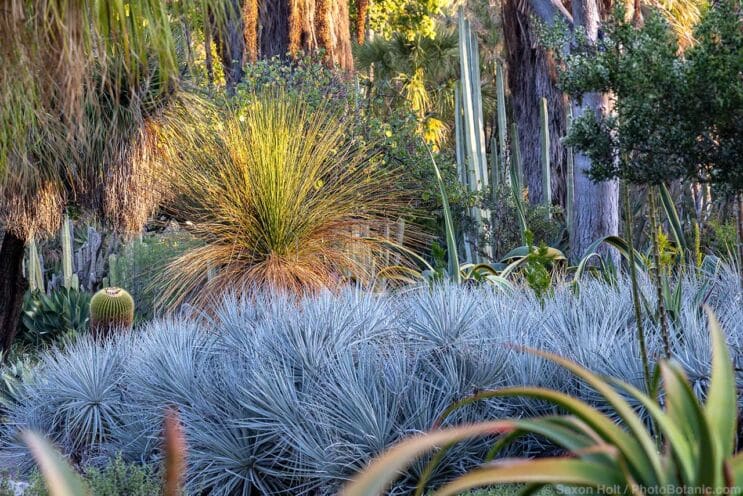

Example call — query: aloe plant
[427,146,461,284]
[342,309,742,495]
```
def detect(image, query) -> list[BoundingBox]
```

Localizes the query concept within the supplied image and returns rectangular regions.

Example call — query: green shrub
[0,357,33,419]
[707,219,738,257]
[20,288,91,347]
[0,473,20,496]
[109,232,200,322]
[485,184,565,259]
[25,455,160,496]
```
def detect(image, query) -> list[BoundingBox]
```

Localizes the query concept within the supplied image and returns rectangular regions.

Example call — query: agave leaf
[460,263,508,273]
[426,145,460,283]
[340,421,518,496]
[433,458,626,496]
[22,431,88,496]
[608,376,695,484]
[417,416,600,495]
[574,235,647,281]
[702,308,737,481]
[509,417,601,454]
[485,416,604,461]
[501,246,567,262]
[658,183,688,261]
[661,361,717,485]
[523,349,664,484]
[434,386,653,483]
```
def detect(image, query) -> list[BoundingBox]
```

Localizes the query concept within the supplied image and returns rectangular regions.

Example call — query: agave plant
[342,309,743,495]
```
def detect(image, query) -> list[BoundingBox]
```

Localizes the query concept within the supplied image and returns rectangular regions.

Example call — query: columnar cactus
[89,287,135,338]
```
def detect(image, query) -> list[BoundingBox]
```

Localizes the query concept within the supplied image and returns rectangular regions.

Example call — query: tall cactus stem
[28,237,44,293]
[566,104,575,242]
[490,137,500,200]
[61,214,74,290]
[496,61,509,187]
[539,97,552,217]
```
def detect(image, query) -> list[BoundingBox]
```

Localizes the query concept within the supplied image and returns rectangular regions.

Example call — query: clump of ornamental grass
[157,92,413,306]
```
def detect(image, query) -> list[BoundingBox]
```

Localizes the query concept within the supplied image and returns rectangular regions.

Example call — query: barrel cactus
[89,287,135,337]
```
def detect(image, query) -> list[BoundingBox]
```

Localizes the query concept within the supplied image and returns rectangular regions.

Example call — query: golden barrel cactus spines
[89,287,135,338]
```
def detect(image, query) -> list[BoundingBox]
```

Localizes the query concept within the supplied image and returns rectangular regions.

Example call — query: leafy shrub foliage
[1,266,741,494]
[25,454,160,496]
[20,288,91,347]
[109,232,200,322]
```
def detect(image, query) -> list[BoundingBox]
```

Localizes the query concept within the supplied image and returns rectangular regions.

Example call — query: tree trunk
[258,0,354,70]
[570,0,620,263]
[214,0,246,92]
[356,0,369,44]
[502,0,568,208]
[0,231,27,354]
[259,0,291,59]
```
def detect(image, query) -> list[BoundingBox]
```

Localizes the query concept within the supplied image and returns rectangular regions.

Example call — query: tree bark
[356,0,369,44]
[214,0,246,92]
[570,0,620,263]
[258,0,354,70]
[0,231,27,355]
[502,0,569,207]
[243,0,259,62]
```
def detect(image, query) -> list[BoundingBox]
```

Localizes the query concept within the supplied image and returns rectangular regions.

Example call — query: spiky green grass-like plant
[157,92,411,306]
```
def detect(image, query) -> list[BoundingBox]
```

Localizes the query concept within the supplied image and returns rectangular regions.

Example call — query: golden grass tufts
[155,92,414,308]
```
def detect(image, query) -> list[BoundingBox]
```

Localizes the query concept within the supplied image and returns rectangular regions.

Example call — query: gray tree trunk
[569,0,619,263]
[518,0,619,261]
[502,0,568,207]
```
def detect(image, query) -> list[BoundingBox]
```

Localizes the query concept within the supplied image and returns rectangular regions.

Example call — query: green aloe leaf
[434,386,653,483]
[662,361,717,485]
[340,421,518,496]
[426,145,460,283]
[658,183,688,261]
[501,246,567,262]
[433,458,626,496]
[703,308,737,484]
[524,349,664,484]
[609,375,695,484]
[574,235,647,281]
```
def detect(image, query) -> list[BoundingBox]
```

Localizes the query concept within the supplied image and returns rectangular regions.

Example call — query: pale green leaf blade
[340,421,517,496]
[433,458,626,496]
[22,431,88,496]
